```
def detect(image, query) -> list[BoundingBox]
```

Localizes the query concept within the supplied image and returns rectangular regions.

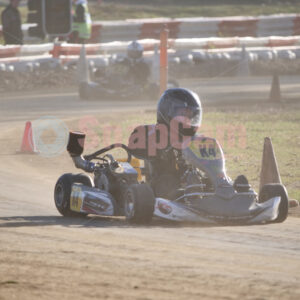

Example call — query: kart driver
[125,40,151,87]
[94,41,150,90]
[128,88,202,198]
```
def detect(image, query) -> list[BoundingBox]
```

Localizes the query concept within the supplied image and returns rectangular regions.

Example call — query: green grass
[1,2,300,24]
[201,105,300,201]
[80,103,300,201]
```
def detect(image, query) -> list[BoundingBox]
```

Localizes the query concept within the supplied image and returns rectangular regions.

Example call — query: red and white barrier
[257,14,295,37]
[20,43,53,55]
[1,36,300,59]
[0,54,53,65]
[0,45,21,58]
[88,14,300,42]
[1,46,300,76]
[84,14,300,42]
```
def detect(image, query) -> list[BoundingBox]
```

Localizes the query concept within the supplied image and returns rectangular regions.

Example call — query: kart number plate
[189,137,222,160]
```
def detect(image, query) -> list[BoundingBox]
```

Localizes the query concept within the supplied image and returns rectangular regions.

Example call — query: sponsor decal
[70,185,83,212]
[158,201,172,215]
[82,195,110,213]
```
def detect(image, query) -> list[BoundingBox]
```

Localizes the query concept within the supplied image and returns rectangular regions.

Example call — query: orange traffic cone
[18,121,36,154]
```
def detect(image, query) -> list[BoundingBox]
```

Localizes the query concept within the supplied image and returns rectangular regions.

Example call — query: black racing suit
[128,125,185,199]
[1,4,23,45]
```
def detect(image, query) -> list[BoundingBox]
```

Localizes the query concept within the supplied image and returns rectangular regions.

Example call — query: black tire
[54,173,93,217]
[124,183,155,224]
[233,175,251,193]
[259,183,289,223]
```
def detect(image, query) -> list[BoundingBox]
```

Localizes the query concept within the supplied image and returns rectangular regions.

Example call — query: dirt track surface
[0,90,300,299]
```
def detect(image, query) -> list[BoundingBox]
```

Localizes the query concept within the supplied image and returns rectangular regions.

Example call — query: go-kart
[54,132,156,223]
[54,131,288,224]
[79,78,179,101]
[79,57,179,101]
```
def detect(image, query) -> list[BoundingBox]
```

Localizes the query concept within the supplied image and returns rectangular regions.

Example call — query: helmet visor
[170,104,201,127]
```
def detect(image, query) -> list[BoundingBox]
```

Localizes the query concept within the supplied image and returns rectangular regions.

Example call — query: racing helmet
[127,41,144,60]
[157,88,202,136]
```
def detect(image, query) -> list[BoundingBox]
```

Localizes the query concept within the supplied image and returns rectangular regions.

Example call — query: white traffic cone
[259,137,298,208]
[259,137,281,192]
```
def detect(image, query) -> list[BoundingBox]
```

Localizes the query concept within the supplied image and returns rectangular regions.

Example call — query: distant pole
[160,26,169,96]
[52,42,61,58]
[237,44,250,77]
[269,73,281,103]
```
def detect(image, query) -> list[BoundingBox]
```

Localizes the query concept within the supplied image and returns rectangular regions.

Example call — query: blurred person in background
[123,40,151,87]
[92,40,152,98]
[94,41,150,88]
[1,0,23,45]
[69,0,92,44]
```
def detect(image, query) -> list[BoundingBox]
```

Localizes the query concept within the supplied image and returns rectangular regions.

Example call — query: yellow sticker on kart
[189,137,222,160]
[118,157,142,181]
[70,184,84,212]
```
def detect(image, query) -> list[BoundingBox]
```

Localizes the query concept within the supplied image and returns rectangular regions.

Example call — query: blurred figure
[91,40,178,99]
[125,41,151,86]
[1,0,23,45]
[69,0,92,44]
[94,41,151,91]
[128,88,202,198]
[90,41,152,99]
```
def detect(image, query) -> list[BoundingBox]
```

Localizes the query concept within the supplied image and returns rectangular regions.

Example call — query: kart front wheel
[54,173,93,217]
[259,183,289,223]
[124,183,155,224]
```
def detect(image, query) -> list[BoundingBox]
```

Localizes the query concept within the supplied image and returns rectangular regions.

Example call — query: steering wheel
[83,143,132,163]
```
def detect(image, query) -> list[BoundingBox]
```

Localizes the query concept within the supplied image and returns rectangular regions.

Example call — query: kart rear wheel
[54,173,93,217]
[259,183,289,223]
[124,183,155,224]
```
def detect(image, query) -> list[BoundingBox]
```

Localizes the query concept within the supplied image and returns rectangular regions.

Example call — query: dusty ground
[0,87,300,300]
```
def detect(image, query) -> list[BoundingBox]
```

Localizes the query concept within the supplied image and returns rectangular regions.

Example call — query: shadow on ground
[0,214,278,229]
[0,215,203,229]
